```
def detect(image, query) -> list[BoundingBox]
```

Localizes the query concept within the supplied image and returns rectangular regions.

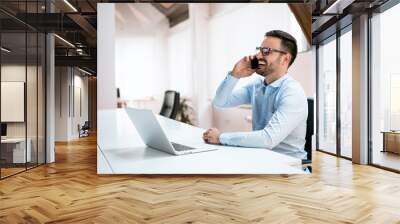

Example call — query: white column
[352,14,369,164]
[46,32,55,163]
[98,4,117,110]
[188,3,212,128]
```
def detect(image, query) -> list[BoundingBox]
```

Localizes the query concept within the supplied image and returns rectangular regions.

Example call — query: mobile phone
[250,57,259,69]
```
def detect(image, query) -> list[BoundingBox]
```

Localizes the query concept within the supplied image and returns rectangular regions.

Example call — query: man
[203,30,308,159]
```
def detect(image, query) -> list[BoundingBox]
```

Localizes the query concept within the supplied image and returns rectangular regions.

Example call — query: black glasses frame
[256,47,287,56]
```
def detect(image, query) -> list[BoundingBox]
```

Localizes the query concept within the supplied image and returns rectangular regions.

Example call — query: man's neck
[264,70,287,85]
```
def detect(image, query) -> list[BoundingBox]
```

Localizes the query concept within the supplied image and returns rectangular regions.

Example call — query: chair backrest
[82,121,90,129]
[303,98,314,164]
[159,90,180,119]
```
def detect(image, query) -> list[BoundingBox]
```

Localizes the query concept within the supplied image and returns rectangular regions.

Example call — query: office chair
[159,90,180,119]
[302,98,314,165]
[79,121,90,138]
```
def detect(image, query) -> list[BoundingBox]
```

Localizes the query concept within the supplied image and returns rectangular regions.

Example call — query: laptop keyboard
[171,142,195,151]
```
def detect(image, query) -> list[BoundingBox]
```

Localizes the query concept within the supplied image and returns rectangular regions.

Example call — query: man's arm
[213,56,257,108]
[219,85,307,148]
[212,72,252,108]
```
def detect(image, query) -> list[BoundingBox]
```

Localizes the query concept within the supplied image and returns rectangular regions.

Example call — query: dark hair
[265,30,297,66]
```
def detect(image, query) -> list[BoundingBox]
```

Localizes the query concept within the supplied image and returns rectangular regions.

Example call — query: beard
[255,59,275,77]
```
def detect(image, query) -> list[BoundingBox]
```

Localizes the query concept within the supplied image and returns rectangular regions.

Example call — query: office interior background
[1,0,400,222]
[0,0,97,179]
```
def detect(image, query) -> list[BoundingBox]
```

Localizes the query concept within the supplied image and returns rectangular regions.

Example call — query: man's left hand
[203,128,221,144]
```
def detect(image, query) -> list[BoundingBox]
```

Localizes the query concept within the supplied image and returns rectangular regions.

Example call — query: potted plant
[176,98,196,125]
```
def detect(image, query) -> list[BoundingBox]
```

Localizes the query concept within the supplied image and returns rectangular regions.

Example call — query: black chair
[79,121,90,138]
[302,98,314,165]
[159,90,180,119]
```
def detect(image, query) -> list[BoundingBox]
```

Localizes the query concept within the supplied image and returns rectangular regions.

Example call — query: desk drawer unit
[383,132,400,154]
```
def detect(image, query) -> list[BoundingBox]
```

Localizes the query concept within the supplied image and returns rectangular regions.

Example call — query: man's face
[255,37,290,77]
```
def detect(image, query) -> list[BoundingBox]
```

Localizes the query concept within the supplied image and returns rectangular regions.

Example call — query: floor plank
[1,134,400,223]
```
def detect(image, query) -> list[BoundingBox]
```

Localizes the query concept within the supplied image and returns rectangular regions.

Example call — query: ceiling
[0,1,192,75]
[152,3,189,27]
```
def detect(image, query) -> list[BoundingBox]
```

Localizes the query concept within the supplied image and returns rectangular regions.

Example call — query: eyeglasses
[256,47,287,56]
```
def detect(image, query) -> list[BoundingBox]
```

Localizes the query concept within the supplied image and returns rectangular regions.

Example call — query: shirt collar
[263,73,289,88]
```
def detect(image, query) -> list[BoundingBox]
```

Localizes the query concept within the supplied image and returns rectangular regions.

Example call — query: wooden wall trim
[288,3,312,46]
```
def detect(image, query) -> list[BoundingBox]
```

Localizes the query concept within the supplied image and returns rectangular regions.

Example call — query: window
[340,28,352,158]
[318,37,337,155]
[370,2,400,171]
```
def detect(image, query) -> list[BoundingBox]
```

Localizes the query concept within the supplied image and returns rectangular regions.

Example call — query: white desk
[1,138,31,163]
[97,109,305,174]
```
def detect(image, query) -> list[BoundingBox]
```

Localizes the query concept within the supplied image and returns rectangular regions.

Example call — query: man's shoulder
[282,76,304,90]
[279,76,306,98]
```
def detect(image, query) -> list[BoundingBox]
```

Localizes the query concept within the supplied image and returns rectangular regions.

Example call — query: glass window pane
[340,29,352,158]
[318,37,337,154]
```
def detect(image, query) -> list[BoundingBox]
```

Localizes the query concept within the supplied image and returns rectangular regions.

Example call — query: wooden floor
[372,150,400,171]
[1,135,400,224]
[1,167,26,178]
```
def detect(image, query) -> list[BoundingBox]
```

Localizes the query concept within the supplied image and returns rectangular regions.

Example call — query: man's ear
[285,54,292,66]
[280,54,291,66]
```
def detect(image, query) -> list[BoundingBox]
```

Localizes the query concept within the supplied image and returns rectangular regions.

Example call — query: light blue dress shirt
[213,72,308,159]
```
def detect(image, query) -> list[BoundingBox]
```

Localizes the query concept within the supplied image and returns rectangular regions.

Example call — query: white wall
[188,4,213,128]
[55,67,89,141]
[207,3,290,98]
[98,3,117,110]
[114,3,169,113]
[55,67,69,141]
[167,21,191,98]
[289,50,314,97]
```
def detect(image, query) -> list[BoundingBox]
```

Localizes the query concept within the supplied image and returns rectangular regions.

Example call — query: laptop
[125,108,217,155]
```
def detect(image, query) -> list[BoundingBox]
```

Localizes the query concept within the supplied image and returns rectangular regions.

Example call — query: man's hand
[203,128,221,144]
[232,56,256,78]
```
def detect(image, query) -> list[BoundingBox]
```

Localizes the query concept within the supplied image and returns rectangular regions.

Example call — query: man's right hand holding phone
[231,56,257,79]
